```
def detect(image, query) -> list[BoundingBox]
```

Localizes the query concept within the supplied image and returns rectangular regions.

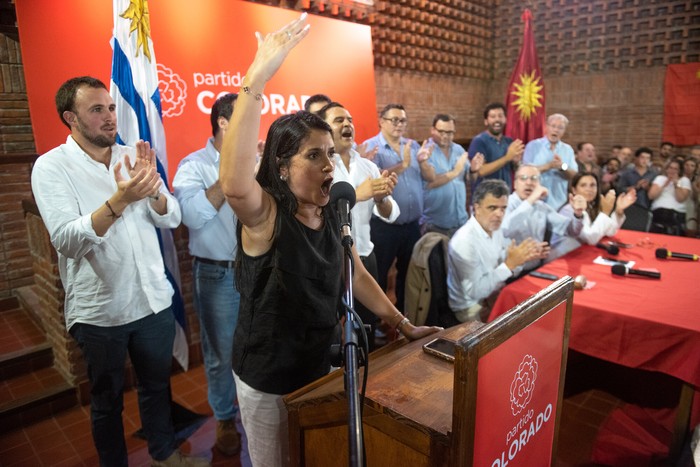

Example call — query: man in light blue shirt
[502,165,585,272]
[522,113,578,210]
[420,114,483,237]
[361,104,430,311]
[173,93,242,457]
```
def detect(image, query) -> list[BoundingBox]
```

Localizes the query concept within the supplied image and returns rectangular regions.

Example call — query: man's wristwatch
[560,163,569,172]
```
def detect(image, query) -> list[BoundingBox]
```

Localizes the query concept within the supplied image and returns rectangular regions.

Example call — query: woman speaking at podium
[219,14,440,466]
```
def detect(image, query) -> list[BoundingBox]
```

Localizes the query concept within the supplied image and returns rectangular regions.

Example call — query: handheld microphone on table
[611,264,661,279]
[596,242,620,255]
[329,181,356,247]
[655,248,699,261]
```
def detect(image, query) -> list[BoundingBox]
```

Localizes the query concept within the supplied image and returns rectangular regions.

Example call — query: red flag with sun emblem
[505,9,545,144]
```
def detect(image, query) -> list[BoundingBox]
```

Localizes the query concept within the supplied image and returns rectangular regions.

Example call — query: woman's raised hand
[245,13,311,88]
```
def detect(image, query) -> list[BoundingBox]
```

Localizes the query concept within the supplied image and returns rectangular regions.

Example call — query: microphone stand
[341,234,364,467]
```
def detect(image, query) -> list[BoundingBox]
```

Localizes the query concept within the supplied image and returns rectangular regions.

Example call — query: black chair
[621,204,653,232]
[424,240,461,328]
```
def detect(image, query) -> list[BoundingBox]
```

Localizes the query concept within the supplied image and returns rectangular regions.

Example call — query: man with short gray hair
[522,113,578,209]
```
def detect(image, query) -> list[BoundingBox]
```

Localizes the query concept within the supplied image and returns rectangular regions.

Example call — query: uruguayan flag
[110,0,188,370]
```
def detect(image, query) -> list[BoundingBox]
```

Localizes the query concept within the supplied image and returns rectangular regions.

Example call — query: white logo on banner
[510,354,538,416]
[157,63,187,117]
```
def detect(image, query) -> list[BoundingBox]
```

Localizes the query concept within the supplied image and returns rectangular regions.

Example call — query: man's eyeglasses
[382,117,408,126]
[516,174,540,182]
[435,129,455,136]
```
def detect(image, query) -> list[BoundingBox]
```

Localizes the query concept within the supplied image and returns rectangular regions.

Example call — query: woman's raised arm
[219,14,310,228]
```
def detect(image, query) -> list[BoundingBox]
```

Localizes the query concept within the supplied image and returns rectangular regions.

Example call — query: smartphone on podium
[422,337,456,363]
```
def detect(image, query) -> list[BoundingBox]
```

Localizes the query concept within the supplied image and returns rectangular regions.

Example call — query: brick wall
[0,19,35,299]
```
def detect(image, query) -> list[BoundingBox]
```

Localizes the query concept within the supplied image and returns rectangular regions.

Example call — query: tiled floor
[0,308,46,355]
[0,365,244,467]
[0,362,628,467]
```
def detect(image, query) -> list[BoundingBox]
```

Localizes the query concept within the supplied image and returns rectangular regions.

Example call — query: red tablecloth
[489,230,700,389]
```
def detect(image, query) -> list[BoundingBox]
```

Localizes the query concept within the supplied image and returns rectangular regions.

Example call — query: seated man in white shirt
[447,179,546,322]
[320,102,399,348]
[501,164,586,272]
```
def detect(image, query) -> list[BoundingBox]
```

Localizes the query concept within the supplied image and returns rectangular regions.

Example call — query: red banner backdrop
[663,63,700,147]
[16,0,377,184]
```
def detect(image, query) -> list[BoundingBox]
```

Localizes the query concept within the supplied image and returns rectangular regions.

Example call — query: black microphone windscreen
[611,264,627,276]
[655,248,668,259]
[608,244,620,255]
[329,181,356,209]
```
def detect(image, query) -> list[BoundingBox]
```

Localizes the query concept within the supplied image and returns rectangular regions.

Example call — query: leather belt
[194,256,235,268]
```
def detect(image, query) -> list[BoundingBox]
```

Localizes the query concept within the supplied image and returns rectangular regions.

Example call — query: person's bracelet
[105,200,121,219]
[242,85,262,101]
[396,317,410,332]
[389,313,404,329]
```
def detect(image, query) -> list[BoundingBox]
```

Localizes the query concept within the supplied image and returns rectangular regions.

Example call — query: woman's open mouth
[321,178,333,197]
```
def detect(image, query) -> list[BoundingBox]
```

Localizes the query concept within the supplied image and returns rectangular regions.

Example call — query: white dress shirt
[31,136,181,330]
[173,138,237,261]
[548,204,624,260]
[447,216,516,311]
[332,149,399,257]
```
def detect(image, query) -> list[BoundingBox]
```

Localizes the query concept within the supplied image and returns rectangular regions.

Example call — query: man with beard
[361,104,431,312]
[522,113,578,210]
[501,165,585,272]
[31,77,207,467]
[420,114,484,237]
[447,180,545,322]
[468,103,524,192]
[320,102,399,348]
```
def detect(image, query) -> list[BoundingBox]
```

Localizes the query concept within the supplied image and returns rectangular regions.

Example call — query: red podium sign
[473,302,566,466]
[451,278,572,467]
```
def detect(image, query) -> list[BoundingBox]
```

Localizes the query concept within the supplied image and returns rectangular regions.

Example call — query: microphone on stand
[655,248,699,261]
[611,264,661,279]
[596,242,620,255]
[329,181,356,247]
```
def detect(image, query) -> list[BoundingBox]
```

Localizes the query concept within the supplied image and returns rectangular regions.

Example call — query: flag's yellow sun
[511,71,543,120]
[121,0,152,62]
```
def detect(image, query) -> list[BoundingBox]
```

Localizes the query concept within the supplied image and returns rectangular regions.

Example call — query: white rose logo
[510,354,538,416]
[157,63,187,117]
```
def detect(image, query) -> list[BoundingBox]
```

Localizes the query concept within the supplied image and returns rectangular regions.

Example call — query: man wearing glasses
[501,165,585,272]
[360,104,428,312]
[420,114,484,237]
[522,113,578,209]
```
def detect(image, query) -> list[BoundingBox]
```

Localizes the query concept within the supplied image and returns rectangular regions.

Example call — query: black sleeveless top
[233,203,343,394]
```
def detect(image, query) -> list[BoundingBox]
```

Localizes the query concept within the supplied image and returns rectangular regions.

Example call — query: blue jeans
[70,308,176,466]
[193,259,241,421]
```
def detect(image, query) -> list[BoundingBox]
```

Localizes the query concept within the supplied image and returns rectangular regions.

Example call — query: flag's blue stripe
[151,89,163,118]
[111,39,152,143]
[156,228,187,329]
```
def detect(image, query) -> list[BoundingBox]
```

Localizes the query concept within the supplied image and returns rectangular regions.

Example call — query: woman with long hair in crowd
[549,171,636,259]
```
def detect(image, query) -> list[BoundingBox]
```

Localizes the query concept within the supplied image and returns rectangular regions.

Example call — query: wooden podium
[285,278,574,466]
